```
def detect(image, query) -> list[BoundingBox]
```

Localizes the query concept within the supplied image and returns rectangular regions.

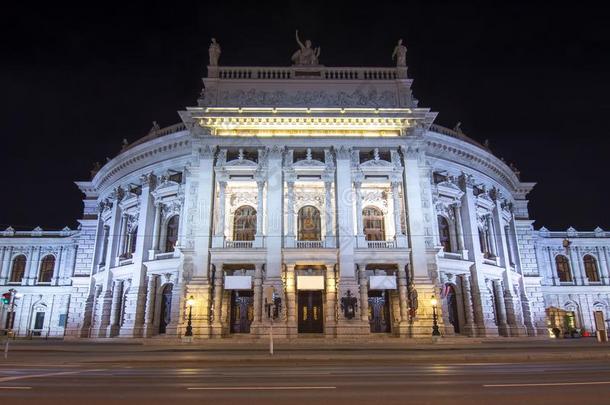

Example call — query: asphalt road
[2,359,610,404]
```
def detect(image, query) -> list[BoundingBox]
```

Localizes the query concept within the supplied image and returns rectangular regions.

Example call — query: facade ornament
[453,122,463,134]
[291,30,320,65]
[215,149,227,167]
[335,146,352,160]
[305,148,312,161]
[149,121,161,134]
[324,149,335,168]
[407,282,418,320]
[199,145,215,160]
[458,172,475,190]
[140,172,156,189]
[208,38,221,66]
[90,162,101,179]
[373,148,380,161]
[391,39,407,67]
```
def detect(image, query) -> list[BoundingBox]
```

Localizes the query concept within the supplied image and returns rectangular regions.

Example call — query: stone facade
[0,60,607,340]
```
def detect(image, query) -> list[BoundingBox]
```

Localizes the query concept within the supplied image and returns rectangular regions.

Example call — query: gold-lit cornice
[188,107,433,137]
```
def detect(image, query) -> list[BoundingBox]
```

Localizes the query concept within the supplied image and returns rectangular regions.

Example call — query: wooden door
[159,284,173,334]
[298,291,324,333]
[368,290,391,333]
[230,290,254,333]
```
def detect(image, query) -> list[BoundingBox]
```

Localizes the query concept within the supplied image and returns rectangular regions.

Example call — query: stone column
[568,247,583,285]
[0,247,11,284]
[108,280,124,337]
[324,263,337,337]
[285,264,297,336]
[265,147,284,278]
[324,178,334,247]
[143,275,157,337]
[397,262,409,336]
[597,246,610,285]
[486,216,498,258]
[211,263,224,336]
[454,204,465,252]
[117,214,128,258]
[52,247,63,286]
[151,202,162,253]
[26,246,40,285]
[460,274,476,336]
[255,180,265,237]
[493,280,509,336]
[391,181,403,239]
[285,179,295,246]
[215,181,227,238]
[547,247,559,285]
[358,264,369,323]
[354,180,365,246]
[252,263,263,331]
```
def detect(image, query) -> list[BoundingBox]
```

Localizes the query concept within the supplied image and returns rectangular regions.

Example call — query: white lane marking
[484,381,610,387]
[188,386,336,391]
[0,387,32,390]
[0,369,105,383]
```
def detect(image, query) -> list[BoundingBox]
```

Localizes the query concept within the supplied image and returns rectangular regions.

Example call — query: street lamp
[431,295,441,337]
[185,295,195,337]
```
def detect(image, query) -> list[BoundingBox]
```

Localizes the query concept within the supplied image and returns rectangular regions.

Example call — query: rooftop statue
[392,39,407,67]
[291,30,320,65]
[209,38,221,66]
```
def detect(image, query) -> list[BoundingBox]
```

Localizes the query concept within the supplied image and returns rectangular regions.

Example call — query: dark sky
[1,1,608,231]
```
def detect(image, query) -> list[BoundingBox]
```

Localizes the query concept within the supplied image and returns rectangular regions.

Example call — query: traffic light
[1,292,11,305]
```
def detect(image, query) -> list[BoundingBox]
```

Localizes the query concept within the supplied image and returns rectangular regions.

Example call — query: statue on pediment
[209,38,221,66]
[392,39,407,67]
[291,30,320,65]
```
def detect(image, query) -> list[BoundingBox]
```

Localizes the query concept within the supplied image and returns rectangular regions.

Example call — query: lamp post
[431,295,441,337]
[185,295,194,337]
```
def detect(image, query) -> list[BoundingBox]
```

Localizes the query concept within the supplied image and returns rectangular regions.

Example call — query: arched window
[233,206,256,241]
[9,255,26,283]
[38,255,55,283]
[438,215,452,253]
[583,255,600,282]
[363,206,385,241]
[298,206,321,241]
[165,216,180,252]
[556,255,572,282]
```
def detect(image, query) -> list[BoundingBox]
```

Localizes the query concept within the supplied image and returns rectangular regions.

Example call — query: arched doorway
[445,284,460,333]
[159,284,173,334]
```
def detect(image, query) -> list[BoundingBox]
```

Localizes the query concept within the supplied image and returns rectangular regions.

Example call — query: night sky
[1,1,608,231]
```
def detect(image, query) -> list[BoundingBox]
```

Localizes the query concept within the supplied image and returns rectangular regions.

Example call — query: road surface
[1,359,610,404]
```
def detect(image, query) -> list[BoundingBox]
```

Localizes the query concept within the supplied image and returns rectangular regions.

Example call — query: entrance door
[230,290,254,333]
[368,290,391,333]
[159,284,173,334]
[445,284,460,334]
[298,291,323,333]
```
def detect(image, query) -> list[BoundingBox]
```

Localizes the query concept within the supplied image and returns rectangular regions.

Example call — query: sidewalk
[2,337,610,364]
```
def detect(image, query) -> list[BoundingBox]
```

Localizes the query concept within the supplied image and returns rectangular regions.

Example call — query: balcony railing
[296,240,323,249]
[224,240,254,249]
[366,240,396,249]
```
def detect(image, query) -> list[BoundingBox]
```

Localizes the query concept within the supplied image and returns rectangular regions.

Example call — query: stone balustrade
[295,240,324,249]
[211,66,404,81]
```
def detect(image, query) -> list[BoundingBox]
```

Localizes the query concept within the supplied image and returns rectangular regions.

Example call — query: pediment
[437,181,463,200]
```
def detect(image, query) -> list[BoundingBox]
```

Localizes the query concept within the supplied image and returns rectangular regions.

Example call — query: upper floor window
[38,255,55,283]
[9,255,26,283]
[438,215,452,252]
[363,206,385,241]
[124,227,138,258]
[583,255,600,282]
[556,255,572,282]
[233,206,256,241]
[165,215,180,252]
[298,205,321,241]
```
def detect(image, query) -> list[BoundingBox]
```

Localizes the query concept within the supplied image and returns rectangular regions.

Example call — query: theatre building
[1,39,608,340]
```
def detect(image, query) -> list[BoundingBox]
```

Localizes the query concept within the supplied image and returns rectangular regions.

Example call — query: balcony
[356,235,407,249]
[366,240,397,249]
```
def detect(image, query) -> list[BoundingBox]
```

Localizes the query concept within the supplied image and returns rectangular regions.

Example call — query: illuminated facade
[1,58,608,340]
